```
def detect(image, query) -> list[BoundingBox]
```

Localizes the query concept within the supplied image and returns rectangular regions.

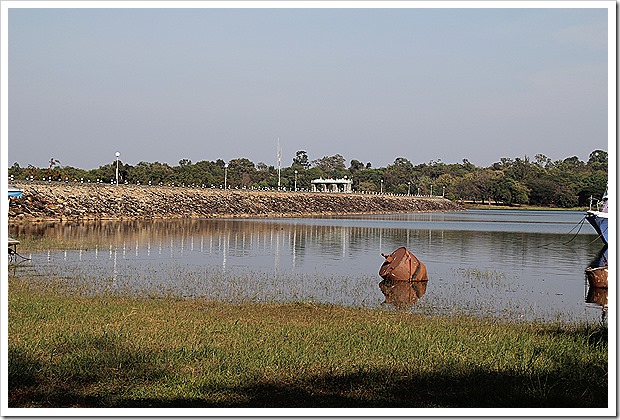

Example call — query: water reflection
[10,216,593,277]
[585,245,608,289]
[9,211,603,322]
[379,280,428,308]
[585,245,608,322]
[586,287,607,309]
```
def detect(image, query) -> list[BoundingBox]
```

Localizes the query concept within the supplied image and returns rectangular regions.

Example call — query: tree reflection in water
[9,212,606,323]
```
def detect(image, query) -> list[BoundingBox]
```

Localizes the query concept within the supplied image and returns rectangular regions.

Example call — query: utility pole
[115,151,120,185]
[224,163,228,190]
[277,138,281,190]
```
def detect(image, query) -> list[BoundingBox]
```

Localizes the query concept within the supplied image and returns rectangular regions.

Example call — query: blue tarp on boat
[8,185,23,199]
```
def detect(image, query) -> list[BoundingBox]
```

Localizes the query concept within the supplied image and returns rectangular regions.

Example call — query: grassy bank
[8,276,608,408]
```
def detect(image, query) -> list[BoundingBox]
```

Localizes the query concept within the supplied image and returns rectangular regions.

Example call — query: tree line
[8,149,607,208]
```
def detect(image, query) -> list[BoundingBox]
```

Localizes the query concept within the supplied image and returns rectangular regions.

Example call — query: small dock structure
[8,185,23,259]
[311,177,353,193]
[8,237,20,258]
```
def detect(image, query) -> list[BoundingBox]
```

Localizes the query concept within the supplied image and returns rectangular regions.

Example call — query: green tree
[383,158,414,193]
[8,163,26,180]
[587,150,608,172]
[489,174,529,205]
[7,148,607,208]
[292,151,310,169]
[89,164,115,183]
[349,159,365,172]
[578,172,607,206]
[311,154,346,178]
[352,168,382,192]
[356,181,375,192]
[228,158,256,188]
[534,154,551,168]
[435,174,457,199]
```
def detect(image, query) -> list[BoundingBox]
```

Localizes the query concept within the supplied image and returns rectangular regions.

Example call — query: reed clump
[8,276,607,408]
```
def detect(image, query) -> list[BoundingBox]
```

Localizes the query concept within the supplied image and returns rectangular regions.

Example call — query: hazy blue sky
[6,4,610,170]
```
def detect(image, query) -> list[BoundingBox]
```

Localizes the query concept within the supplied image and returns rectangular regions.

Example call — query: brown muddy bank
[8,182,462,222]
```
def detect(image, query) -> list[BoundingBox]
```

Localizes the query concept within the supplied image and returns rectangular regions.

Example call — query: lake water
[9,210,607,323]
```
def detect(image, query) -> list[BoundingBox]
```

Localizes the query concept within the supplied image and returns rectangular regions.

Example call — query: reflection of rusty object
[586,286,607,307]
[585,266,608,289]
[379,279,428,307]
[379,247,427,281]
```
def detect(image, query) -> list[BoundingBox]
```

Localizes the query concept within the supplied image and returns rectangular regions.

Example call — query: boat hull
[585,211,608,244]
[8,185,23,199]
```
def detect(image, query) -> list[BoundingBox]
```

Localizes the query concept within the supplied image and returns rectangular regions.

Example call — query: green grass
[455,267,509,287]
[8,275,608,408]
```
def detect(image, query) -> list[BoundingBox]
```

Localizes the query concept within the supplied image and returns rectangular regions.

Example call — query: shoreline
[8,276,608,408]
[461,202,586,211]
[8,181,462,222]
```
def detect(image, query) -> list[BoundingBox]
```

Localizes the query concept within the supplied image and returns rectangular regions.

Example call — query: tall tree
[587,150,608,172]
[292,150,310,169]
[312,154,346,177]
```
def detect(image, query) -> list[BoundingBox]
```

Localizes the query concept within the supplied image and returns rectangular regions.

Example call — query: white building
[311,177,353,193]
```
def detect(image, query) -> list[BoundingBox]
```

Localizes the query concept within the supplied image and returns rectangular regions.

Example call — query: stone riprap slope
[8,182,461,221]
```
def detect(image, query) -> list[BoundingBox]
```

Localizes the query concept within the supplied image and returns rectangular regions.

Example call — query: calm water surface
[9,210,607,322]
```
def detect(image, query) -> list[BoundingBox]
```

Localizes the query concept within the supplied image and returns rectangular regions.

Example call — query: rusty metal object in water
[378,247,428,308]
[585,245,608,289]
[379,247,428,281]
[585,266,608,289]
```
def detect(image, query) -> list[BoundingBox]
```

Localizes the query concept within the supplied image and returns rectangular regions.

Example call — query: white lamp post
[380,179,383,194]
[224,163,229,190]
[294,170,298,192]
[115,151,120,185]
[430,184,433,197]
[408,181,411,196]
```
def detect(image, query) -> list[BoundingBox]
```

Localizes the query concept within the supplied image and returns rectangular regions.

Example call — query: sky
[4,2,612,171]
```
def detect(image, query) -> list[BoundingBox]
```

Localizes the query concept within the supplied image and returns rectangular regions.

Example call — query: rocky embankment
[8,182,462,222]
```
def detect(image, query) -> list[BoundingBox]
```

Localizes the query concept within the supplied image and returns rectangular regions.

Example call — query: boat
[8,185,23,199]
[585,188,608,244]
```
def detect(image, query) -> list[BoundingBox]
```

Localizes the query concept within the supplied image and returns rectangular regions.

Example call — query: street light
[430,184,433,197]
[294,170,298,192]
[380,179,383,194]
[224,163,229,190]
[442,186,445,197]
[408,181,411,196]
[115,151,120,185]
